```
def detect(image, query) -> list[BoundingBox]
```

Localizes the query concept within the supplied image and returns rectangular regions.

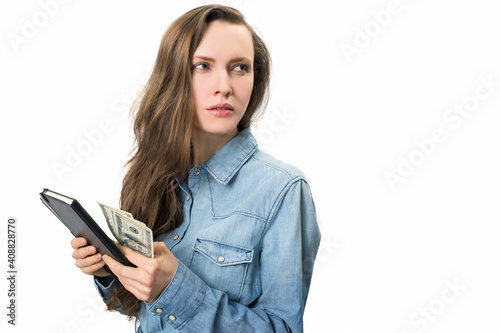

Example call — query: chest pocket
[190,238,253,302]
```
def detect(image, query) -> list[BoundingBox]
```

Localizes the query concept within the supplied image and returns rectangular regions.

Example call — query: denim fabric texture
[95,128,321,332]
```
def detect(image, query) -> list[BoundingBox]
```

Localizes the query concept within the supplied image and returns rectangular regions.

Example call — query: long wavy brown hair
[105,4,271,318]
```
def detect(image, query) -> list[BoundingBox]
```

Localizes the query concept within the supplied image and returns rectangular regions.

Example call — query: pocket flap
[193,238,253,266]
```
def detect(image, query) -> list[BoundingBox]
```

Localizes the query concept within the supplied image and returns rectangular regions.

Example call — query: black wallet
[40,188,134,268]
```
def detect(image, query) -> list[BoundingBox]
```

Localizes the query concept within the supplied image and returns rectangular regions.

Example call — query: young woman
[71,4,321,332]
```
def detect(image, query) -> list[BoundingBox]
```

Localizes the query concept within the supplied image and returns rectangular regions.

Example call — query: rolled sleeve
[94,275,116,300]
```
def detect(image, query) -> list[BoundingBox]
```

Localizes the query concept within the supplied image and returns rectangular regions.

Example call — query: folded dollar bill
[98,202,154,258]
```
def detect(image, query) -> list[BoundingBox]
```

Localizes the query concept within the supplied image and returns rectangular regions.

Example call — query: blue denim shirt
[95,128,321,332]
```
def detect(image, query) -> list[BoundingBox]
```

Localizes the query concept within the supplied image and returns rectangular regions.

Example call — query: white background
[1,0,499,332]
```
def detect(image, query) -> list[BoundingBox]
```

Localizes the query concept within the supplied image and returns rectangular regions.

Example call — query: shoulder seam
[258,177,306,256]
[265,177,306,224]
[250,154,304,182]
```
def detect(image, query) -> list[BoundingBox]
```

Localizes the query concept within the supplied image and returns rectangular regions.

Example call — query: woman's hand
[71,237,111,278]
[102,242,178,303]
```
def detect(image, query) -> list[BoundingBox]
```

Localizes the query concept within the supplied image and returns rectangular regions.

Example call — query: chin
[195,123,239,136]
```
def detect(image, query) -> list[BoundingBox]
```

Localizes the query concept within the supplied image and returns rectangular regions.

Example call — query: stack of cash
[98,202,154,258]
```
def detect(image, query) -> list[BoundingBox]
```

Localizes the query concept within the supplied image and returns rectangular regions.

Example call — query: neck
[191,127,239,166]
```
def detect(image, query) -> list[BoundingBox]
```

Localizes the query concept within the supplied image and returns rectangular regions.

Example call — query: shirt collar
[202,127,258,185]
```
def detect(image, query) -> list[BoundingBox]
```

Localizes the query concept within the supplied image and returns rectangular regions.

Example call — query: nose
[214,70,232,98]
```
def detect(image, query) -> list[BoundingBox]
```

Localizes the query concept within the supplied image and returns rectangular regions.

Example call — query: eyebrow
[192,55,253,63]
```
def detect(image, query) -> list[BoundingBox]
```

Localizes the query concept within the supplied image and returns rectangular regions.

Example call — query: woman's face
[191,20,254,137]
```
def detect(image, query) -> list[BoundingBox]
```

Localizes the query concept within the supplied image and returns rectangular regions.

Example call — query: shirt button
[151,312,156,316]
[173,235,179,240]
[217,256,225,263]
[168,314,177,321]
[186,195,191,201]
[155,308,163,314]
[194,169,200,175]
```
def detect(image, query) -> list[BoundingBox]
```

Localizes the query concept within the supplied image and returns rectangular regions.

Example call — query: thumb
[116,242,151,267]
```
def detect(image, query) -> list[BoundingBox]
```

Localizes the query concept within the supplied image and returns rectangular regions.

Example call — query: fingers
[103,242,177,302]
[116,243,152,268]
[75,251,100,267]
[80,256,106,275]
[102,254,129,277]
[75,252,100,268]
[102,254,154,302]
[102,254,141,283]
[103,254,152,285]
[74,252,106,276]
[72,243,97,260]
[71,237,97,261]
[70,237,109,277]
[71,237,87,249]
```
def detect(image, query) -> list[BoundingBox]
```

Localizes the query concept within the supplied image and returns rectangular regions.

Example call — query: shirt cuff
[147,260,208,330]
[94,275,116,299]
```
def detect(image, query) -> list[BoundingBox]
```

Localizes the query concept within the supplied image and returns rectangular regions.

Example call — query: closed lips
[207,103,234,110]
